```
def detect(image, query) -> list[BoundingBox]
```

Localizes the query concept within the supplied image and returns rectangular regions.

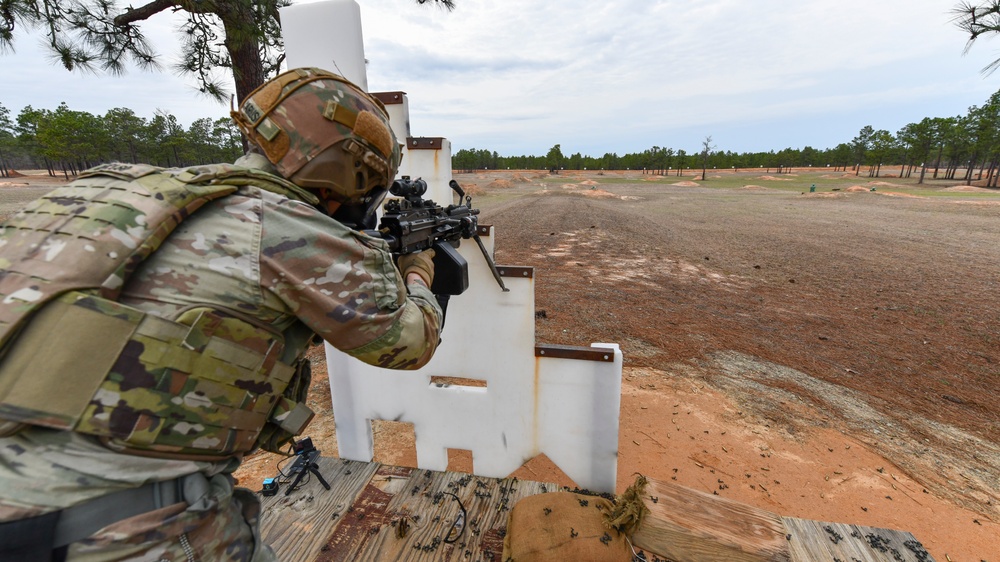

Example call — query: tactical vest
[0,163,320,459]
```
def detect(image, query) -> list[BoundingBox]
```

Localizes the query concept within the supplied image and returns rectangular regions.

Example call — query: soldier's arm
[260,197,443,369]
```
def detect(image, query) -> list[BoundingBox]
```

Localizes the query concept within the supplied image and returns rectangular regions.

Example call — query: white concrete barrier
[282,0,623,493]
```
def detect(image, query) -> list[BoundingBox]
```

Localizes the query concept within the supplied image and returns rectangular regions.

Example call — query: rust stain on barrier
[532,355,541,453]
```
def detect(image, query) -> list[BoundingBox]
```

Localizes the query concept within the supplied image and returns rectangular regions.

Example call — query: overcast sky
[4,0,1000,157]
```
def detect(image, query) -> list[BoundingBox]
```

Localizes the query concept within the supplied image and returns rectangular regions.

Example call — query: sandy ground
[3,169,997,561]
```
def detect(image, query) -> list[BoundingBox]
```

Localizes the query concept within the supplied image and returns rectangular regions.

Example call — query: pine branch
[113,0,176,26]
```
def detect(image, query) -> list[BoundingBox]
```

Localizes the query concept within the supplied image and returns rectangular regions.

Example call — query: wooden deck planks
[259,456,556,561]
[258,459,933,562]
[625,478,935,562]
[259,458,380,560]
[630,477,791,562]
[782,517,935,562]
[343,468,556,561]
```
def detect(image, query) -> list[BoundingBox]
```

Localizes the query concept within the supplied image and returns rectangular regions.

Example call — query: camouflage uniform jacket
[0,153,443,522]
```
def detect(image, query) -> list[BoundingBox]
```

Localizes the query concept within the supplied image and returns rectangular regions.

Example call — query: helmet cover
[232,68,402,211]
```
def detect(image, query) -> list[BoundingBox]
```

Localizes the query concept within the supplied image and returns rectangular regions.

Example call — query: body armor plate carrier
[0,163,316,459]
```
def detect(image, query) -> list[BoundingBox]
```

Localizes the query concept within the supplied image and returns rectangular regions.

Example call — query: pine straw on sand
[944,185,994,192]
[581,189,617,198]
[605,474,649,535]
[463,183,486,196]
[544,187,619,199]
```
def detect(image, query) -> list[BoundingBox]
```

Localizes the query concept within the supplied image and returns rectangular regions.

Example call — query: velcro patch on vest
[271,398,315,435]
[78,163,162,181]
[0,292,140,430]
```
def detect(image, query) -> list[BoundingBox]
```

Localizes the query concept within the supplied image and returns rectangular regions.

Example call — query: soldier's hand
[398,249,435,287]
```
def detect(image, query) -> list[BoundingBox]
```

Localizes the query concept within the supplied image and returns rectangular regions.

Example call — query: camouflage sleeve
[259,195,442,369]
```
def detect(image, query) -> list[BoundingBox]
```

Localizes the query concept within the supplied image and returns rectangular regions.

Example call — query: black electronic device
[261,478,279,496]
[284,437,330,496]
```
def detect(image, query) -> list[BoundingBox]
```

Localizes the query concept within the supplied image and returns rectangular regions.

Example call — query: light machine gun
[365,177,508,321]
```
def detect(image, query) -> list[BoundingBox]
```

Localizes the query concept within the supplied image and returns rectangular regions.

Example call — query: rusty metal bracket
[535,344,616,362]
[371,91,406,105]
[406,137,446,150]
[496,266,533,279]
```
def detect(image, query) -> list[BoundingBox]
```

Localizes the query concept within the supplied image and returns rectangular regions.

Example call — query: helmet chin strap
[317,190,342,216]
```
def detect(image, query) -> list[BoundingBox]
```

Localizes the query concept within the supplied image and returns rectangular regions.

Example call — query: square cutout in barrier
[430,376,488,388]
[447,448,474,473]
[371,419,417,468]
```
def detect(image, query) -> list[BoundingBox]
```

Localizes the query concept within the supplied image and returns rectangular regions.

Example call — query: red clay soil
[5,169,996,560]
[228,170,1000,561]
[478,172,1000,561]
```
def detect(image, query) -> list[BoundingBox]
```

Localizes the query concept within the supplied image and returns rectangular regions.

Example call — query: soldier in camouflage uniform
[0,68,442,560]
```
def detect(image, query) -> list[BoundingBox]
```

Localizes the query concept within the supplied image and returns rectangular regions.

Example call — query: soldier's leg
[68,474,276,562]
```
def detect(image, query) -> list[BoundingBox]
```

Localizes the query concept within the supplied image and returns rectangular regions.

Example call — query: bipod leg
[309,463,331,490]
[284,463,310,496]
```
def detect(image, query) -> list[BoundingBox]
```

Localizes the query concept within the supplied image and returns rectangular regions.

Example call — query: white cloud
[354,0,999,154]
[2,0,998,157]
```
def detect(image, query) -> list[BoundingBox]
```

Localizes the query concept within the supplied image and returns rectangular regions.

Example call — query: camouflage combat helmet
[232,67,402,221]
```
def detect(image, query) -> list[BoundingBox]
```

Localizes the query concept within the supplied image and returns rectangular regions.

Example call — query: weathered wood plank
[630,477,791,562]
[347,470,557,561]
[257,460,934,562]
[783,517,935,562]
[259,457,379,561]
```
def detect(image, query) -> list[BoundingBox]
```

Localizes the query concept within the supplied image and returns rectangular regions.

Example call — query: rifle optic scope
[390,177,427,198]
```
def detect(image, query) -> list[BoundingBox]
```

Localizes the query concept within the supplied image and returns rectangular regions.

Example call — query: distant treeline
[6,87,1000,187]
[0,102,242,178]
[455,89,1000,187]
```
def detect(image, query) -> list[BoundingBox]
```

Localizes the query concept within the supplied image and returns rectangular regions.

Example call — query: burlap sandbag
[502,492,633,562]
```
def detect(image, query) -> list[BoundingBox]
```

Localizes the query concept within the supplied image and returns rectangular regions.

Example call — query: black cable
[442,492,467,544]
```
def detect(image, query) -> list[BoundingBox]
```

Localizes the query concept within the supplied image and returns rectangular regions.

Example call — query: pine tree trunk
[221,9,266,155]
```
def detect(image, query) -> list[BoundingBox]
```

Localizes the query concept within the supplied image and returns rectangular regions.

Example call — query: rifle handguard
[366,177,504,297]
